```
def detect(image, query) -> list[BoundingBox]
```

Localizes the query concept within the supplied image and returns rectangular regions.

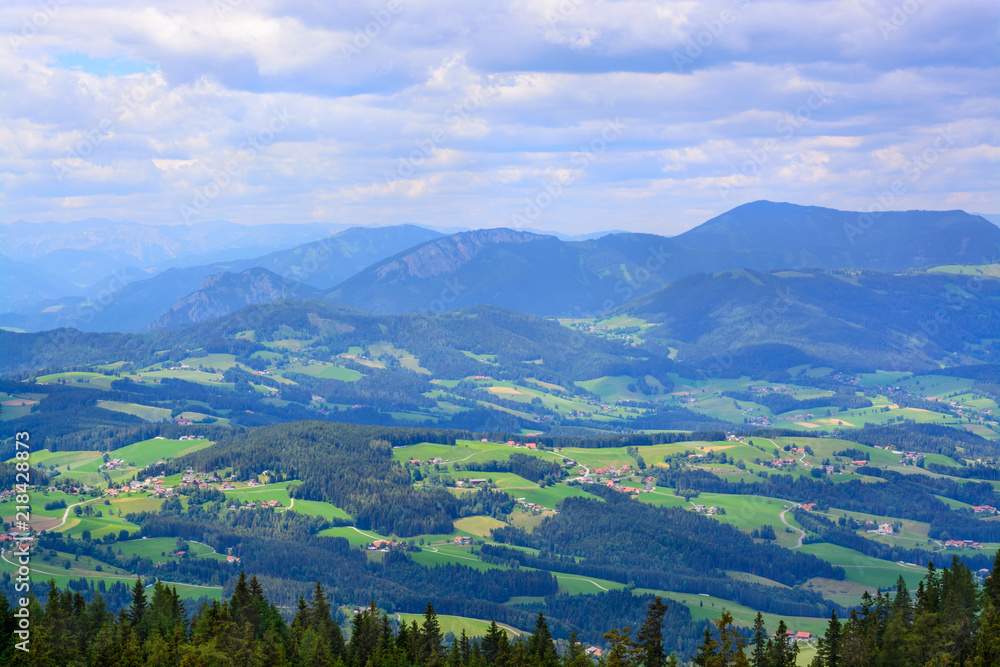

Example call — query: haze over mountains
[328,201,1000,318]
[2,202,998,334]
[0,225,443,332]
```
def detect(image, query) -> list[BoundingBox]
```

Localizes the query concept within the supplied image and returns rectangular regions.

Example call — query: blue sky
[1,0,997,235]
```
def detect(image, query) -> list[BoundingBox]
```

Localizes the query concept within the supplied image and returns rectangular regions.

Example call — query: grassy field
[138,369,234,387]
[453,515,507,538]
[97,400,174,422]
[798,543,927,590]
[37,371,113,387]
[553,573,626,595]
[0,549,225,601]
[636,587,829,638]
[576,375,656,404]
[396,613,523,638]
[56,511,139,540]
[318,526,391,546]
[223,482,297,505]
[53,437,215,485]
[283,362,363,381]
[511,484,600,509]
[179,353,243,370]
[409,549,505,572]
[636,489,693,509]
[290,499,352,522]
[117,537,227,562]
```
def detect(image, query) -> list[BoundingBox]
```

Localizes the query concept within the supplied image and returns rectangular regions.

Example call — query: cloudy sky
[1,0,997,235]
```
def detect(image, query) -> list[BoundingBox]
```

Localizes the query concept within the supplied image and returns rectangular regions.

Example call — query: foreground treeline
[813,555,1000,667]
[5,553,1000,667]
[736,554,1000,667]
[1,574,680,667]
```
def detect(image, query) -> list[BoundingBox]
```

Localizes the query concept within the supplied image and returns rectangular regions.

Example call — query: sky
[1,0,997,236]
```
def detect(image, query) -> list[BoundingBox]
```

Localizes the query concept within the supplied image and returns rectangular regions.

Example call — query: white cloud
[0,0,996,234]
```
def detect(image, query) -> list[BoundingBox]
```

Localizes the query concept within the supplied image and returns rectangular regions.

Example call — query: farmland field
[396,613,523,638]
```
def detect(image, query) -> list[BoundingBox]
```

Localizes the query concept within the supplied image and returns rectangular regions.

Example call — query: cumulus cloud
[0,0,996,233]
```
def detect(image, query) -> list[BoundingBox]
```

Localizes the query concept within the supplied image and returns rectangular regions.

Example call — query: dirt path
[556,576,610,592]
[0,549,223,591]
[423,546,482,563]
[50,497,102,531]
[351,526,383,541]
[780,508,806,548]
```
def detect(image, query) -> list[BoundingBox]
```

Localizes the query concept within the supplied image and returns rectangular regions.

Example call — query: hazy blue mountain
[0,255,71,313]
[148,268,324,331]
[619,268,1000,372]
[672,201,1000,270]
[327,202,1000,317]
[0,225,443,332]
[326,228,678,317]
[0,218,343,267]
[222,224,444,289]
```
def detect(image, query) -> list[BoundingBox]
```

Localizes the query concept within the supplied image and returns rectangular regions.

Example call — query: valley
[2,205,999,664]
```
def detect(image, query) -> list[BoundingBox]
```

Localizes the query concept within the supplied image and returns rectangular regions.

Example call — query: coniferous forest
[4,549,1000,666]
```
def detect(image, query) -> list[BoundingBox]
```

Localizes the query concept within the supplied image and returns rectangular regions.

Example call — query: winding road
[780,508,806,548]
[50,496,102,531]
[0,549,223,591]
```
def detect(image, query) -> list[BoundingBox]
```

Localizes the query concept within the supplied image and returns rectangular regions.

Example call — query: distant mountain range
[0,225,443,332]
[4,202,997,333]
[326,201,1000,317]
[147,268,324,331]
[0,218,347,295]
[619,268,1000,372]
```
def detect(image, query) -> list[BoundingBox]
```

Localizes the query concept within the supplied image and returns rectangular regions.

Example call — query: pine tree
[127,577,148,640]
[750,613,768,667]
[526,612,559,667]
[968,601,1000,667]
[714,611,750,667]
[637,597,670,667]
[565,631,587,667]
[818,610,841,667]
[603,626,639,667]
[349,601,379,667]
[692,627,719,667]
[890,576,912,626]
[768,620,797,667]
[421,601,444,662]
[984,549,1000,610]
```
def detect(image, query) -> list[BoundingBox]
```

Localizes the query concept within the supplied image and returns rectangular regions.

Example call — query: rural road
[50,497,102,531]
[0,549,223,591]
[351,526,383,541]
[556,576,610,592]
[780,509,806,548]
[423,546,483,563]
